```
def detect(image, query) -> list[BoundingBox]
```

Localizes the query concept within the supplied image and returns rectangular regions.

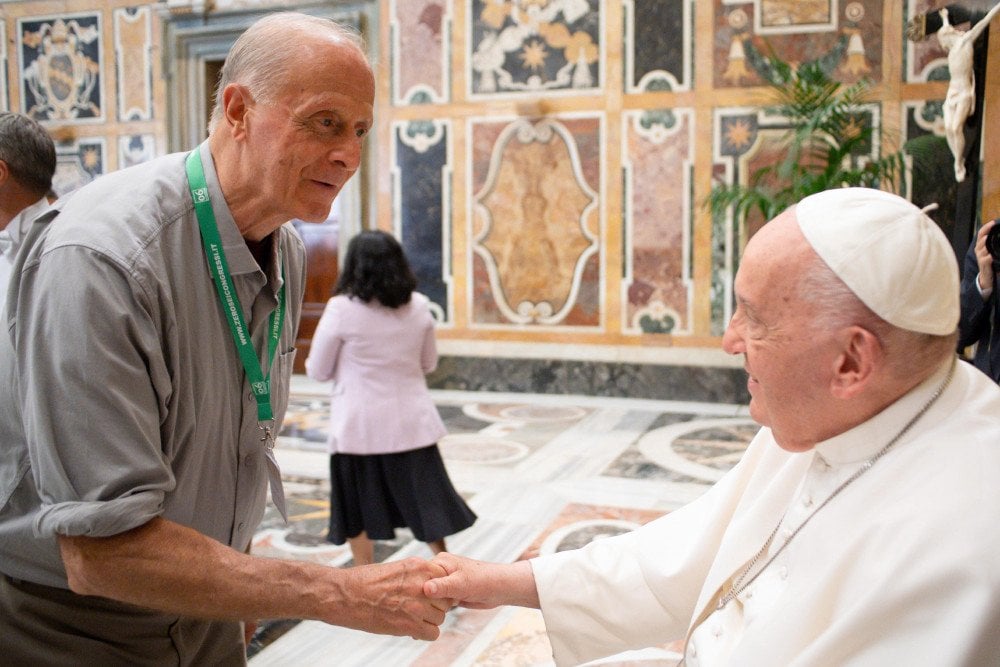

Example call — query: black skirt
[327,444,477,545]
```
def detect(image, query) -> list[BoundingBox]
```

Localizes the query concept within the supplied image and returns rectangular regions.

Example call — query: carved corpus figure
[937,2,1000,182]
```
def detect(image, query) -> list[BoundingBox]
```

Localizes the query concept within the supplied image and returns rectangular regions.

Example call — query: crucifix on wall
[908,2,1000,261]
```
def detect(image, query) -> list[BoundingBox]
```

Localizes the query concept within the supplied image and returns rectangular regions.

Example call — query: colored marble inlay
[19,13,103,121]
[52,136,104,197]
[118,134,156,168]
[625,0,692,92]
[394,119,451,321]
[114,7,152,122]
[469,0,602,96]
[713,0,882,89]
[470,116,601,327]
[391,0,449,104]
[622,108,694,335]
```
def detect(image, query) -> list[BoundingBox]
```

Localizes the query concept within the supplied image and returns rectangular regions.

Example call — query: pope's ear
[829,326,881,399]
[0,159,10,186]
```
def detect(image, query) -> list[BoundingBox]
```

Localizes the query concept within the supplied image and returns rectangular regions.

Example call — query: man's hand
[324,557,452,641]
[974,219,996,294]
[423,553,540,610]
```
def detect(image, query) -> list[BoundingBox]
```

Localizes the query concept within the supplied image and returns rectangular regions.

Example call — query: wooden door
[293,219,339,374]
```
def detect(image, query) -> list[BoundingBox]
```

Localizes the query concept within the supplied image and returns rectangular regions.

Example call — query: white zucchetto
[795,187,959,336]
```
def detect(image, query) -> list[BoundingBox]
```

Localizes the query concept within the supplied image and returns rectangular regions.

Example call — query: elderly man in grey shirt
[0,13,448,664]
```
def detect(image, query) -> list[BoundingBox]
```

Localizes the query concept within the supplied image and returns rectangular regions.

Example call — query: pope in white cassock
[423,187,1000,666]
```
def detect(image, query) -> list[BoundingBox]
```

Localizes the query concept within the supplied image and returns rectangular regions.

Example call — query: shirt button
[238,522,245,532]
[247,392,254,401]
[244,454,256,468]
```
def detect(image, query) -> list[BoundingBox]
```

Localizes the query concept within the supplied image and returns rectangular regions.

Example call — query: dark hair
[0,112,56,197]
[335,230,417,308]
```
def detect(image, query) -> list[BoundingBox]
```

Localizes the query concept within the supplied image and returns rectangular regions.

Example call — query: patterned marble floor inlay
[249,378,755,666]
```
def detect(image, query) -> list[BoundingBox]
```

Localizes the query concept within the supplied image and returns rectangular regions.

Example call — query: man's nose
[721,318,744,355]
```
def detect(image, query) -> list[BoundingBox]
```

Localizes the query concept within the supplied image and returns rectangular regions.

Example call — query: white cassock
[531,358,1000,666]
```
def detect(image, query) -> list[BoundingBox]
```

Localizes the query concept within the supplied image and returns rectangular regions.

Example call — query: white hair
[208,12,367,132]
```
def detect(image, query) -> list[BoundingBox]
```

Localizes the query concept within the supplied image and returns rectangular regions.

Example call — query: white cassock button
[744,586,754,599]
[712,625,722,638]
[779,565,788,579]
[802,494,813,507]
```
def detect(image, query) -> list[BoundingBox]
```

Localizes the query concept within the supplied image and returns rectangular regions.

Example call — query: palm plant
[708,53,909,225]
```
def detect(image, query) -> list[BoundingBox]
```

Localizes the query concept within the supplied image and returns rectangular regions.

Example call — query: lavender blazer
[304,292,447,455]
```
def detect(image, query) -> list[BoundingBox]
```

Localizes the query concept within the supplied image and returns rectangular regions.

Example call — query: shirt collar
[814,356,956,466]
[5,196,52,246]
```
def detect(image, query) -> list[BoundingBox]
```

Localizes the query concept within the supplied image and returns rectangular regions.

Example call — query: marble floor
[248,376,757,667]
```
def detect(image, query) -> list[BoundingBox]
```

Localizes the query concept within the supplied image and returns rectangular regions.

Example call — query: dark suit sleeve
[958,238,993,349]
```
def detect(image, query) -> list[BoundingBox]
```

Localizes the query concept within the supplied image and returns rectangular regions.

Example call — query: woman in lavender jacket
[305,230,475,565]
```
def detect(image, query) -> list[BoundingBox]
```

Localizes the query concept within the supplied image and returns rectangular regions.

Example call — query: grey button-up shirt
[0,142,304,588]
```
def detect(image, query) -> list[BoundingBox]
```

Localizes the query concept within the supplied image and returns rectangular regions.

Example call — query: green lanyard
[185,149,285,423]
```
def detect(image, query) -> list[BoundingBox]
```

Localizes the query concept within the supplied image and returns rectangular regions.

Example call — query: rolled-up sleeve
[17,245,173,538]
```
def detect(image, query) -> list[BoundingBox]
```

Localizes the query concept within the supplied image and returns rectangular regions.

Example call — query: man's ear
[830,326,882,399]
[220,84,252,137]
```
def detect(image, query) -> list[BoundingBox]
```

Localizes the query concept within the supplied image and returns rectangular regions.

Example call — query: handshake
[339,552,536,641]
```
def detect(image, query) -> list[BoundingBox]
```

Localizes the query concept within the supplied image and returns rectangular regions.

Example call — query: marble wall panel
[468,0,602,97]
[53,136,104,197]
[391,0,450,104]
[393,118,452,323]
[624,0,692,93]
[469,115,602,328]
[19,13,104,122]
[114,6,152,121]
[715,0,882,88]
[622,108,694,336]
[427,355,751,403]
[118,133,156,168]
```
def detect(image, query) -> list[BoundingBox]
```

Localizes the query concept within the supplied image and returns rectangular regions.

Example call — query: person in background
[0,111,56,295]
[958,218,1000,382]
[0,13,448,664]
[306,229,475,566]
[423,188,1000,666]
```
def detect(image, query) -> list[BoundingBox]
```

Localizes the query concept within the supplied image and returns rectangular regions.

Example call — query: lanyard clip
[258,420,276,452]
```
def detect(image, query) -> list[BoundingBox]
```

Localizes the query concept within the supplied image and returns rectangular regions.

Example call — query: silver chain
[716,358,956,610]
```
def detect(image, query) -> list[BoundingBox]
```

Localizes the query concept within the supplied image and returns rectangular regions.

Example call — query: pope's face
[721,209,842,452]
[244,38,374,226]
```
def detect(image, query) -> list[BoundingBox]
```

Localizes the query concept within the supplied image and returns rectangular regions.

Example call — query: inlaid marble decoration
[622,108,695,336]
[904,0,951,84]
[52,136,104,197]
[118,133,156,168]
[393,119,452,323]
[390,0,450,104]
[113,7,152,121]
[714,0,882,88]
[710,103,884,334]
[468,0,602,97]
[469,116,602,327]
[624,0,693,93]
[19,13,104,122]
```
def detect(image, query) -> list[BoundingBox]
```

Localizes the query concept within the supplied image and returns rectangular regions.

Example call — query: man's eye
[355,128,368,138]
